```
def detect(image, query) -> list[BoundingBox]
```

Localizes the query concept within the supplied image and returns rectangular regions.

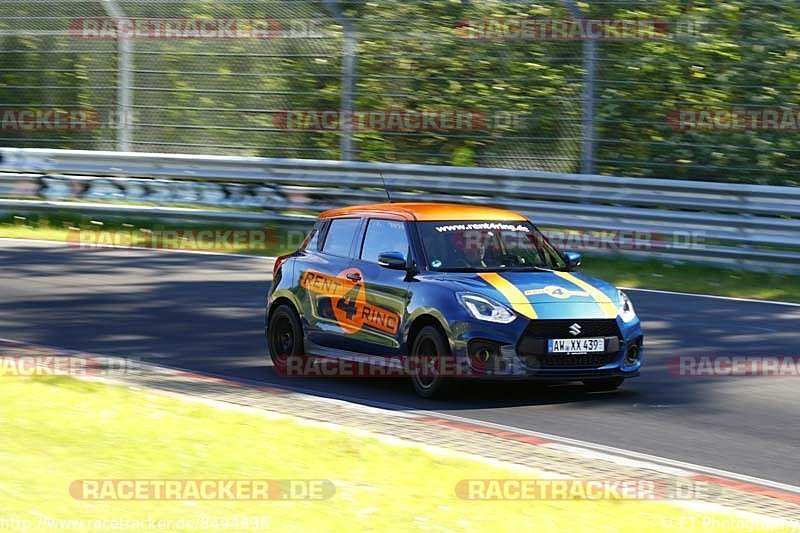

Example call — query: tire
[410,325,453,399]
[582,377,624,392]
[267,304,304,371]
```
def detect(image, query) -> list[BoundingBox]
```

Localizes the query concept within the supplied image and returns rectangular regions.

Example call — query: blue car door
[296,217,363,352]
[344,217,414,357]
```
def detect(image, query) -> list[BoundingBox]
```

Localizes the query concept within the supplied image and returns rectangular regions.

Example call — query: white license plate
[547,337,605,354]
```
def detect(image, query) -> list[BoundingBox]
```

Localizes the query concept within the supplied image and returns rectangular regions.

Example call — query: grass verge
[582,256,800,303]
[0,213,300,257]
[0,376,792,532]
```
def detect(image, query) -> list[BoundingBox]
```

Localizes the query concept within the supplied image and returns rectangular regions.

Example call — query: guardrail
[1,148,798,272]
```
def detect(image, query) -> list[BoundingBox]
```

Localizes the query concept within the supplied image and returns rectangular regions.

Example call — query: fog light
[625,345,640,365]
[468,340,500,374]
[476,348,492,362]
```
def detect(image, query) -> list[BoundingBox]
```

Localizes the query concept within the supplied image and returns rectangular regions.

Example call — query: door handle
[346,272,362,282]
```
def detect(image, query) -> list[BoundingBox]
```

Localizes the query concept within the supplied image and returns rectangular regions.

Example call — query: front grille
[517,319,622,369]
[522,319,621,339]
[536,354,616,368]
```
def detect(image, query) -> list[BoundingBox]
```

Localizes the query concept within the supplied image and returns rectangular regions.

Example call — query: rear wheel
[410,325,453,399]
[582,377,624,392]
[268,304,304,371]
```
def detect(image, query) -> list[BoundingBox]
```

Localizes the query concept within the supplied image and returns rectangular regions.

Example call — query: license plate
[547,337,605,354]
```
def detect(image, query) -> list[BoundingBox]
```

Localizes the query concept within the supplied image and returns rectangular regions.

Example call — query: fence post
[562,0,597,174]
[323,0,357,161]
[101,0,133,152]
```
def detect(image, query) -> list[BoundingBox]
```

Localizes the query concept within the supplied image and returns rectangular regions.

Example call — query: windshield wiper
[435,267,491,272]
[501,266,552,272]
[436,265,552,273]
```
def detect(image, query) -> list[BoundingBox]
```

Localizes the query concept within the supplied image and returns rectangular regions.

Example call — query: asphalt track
[1,240,798,485]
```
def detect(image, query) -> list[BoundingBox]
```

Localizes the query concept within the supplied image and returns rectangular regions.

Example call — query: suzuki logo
[569,323,582,336]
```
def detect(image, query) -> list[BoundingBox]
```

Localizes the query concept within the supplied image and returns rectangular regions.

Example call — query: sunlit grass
[583,255,800,303]
[0,376,792,532]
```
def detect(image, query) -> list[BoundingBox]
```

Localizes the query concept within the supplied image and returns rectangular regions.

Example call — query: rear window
[321,218,360,257]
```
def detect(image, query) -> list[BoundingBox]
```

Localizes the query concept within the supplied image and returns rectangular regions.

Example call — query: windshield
[417,220,566,272]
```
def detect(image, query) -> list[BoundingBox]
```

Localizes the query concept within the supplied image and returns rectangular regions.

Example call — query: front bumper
[449,315,643,380]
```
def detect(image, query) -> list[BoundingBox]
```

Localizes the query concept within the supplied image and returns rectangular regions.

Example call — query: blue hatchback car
[266,202,643,398]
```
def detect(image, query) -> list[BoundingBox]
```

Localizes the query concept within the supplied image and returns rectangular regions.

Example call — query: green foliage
[1,1,799,184]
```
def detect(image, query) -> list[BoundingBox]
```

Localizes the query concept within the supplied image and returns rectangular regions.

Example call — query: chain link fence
[2,1,800,185]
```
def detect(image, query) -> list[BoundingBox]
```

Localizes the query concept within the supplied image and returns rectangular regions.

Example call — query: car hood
[431,270,621,320]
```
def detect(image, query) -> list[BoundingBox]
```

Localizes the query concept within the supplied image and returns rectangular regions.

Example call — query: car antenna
[379,170,392,203]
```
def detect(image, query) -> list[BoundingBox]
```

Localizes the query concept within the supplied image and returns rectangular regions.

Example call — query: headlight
[618,290,637,322]
[457,293,516,324]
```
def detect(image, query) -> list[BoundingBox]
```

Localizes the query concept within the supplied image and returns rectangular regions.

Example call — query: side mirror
[564,251,582,270]
[378,251,407,270]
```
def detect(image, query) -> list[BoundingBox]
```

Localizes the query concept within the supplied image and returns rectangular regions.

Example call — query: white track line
[622,286,800,308]
[167,367,800,495]
[410,410,800,495]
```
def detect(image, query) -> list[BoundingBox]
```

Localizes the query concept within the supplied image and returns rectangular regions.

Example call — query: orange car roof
[318,202,528,222]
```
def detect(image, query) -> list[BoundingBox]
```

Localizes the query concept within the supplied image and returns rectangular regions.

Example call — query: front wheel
[582,377,624,392]
[267,304,304,371]
[410,325,453,399]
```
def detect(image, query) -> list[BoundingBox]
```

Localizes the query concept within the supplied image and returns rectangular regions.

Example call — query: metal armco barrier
[0,148,798,272]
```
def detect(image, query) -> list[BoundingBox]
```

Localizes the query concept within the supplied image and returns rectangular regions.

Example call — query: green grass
[0,212,298,256]
[0,376,791,532]
[582,255,800,303]
[2,212,799,303]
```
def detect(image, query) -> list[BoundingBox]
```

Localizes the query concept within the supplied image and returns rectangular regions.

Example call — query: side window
[360,219,409,263]
[321,218,360,257]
